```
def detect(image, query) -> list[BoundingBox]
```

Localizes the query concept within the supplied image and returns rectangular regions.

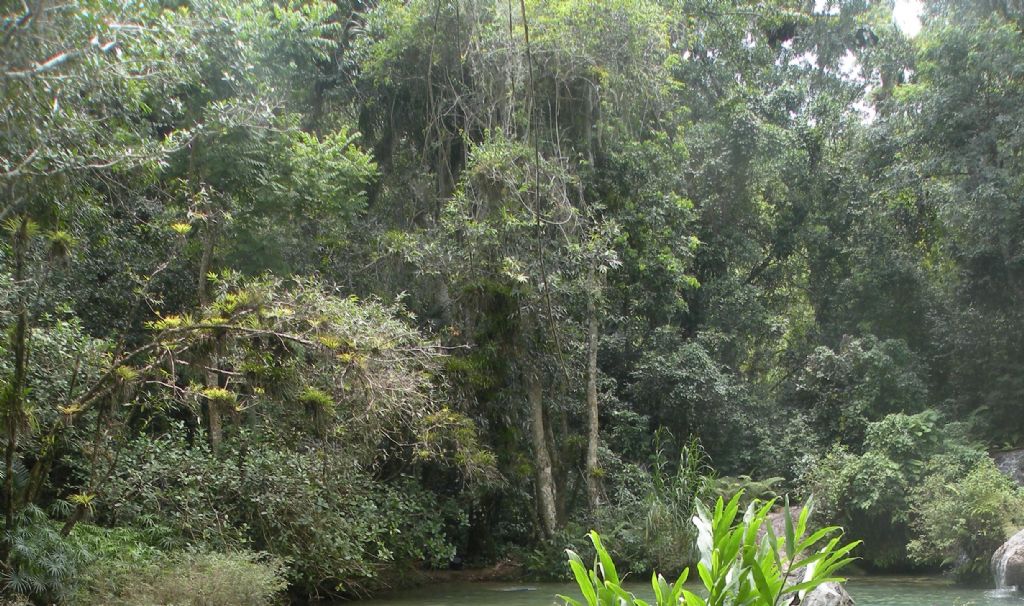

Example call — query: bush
[781,336,929,450]
[589,437,714,575]
[799,411,1005,573]
[522,439,714,580]
[97,432,457,597]
[521,528,590,581]
[711,475,784,508]
[2,507,90,603]
[98,551,286,606]
[69,523,171,603]
[67,523,286,606]
[800,412,923,567]
[908,458,1024,583]
[0,515,284,606]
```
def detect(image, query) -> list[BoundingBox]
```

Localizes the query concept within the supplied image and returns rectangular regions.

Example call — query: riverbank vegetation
[2,0,1024,602]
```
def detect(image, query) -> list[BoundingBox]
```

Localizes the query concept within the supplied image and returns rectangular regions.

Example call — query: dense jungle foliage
[2,0,1024,602]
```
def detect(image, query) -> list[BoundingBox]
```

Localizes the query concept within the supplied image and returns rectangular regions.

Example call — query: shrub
[908,458,1024,583]
[69,523,173,603]
[2,507,90,603]
[97,432,456,597]
[798,411,987,569]
[106,551,287,606]
[781,336,929,450]
[634,438,714,573]
[798,410,1015,575]
[0,515,284,606]
[711,475,784,508]
[521,528,590,581]
[587,437,714,575]
[69,523,286,606]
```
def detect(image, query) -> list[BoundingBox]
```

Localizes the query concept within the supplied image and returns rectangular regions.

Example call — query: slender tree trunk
[205,370,222,451]
[585,269,601,511]
[584,83,596,168]
[59,504,87,537]
[527,371,558,539]
[198,225,223,451]
[198,224,215,306]
[435,278,453,325]
[23,451,51,509]
[551,406,568,522]
[4,216,30,547]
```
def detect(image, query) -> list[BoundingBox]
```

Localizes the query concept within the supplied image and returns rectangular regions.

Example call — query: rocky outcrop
[760,507,855,605]
[781,567,854,605]
[801,582,855,606]
[993,449,1024,487]
[993,528,1024,590]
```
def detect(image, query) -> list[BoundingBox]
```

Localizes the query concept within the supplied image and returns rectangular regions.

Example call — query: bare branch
[3,49,81,79]
[0,148,38,180]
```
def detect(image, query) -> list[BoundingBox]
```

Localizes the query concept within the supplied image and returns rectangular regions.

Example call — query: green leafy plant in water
[559,491,860,606]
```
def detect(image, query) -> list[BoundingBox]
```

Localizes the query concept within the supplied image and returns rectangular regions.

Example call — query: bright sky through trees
[894,0,923,36]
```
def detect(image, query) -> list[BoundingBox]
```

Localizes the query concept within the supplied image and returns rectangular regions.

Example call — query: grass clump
[71,524,286,606]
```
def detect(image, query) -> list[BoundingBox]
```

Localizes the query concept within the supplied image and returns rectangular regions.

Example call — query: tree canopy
[2,0,1024,601]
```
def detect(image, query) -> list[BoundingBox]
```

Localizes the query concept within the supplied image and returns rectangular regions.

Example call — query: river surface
[360,576,1024,606]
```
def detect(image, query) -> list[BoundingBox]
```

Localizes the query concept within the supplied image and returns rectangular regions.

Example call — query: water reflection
[356,576,1024,606]
[846,576,1024,606]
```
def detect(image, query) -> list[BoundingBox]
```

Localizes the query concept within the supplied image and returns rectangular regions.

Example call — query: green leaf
[783,495,796,561]
[567,550,598,606]
[590,531,620,586]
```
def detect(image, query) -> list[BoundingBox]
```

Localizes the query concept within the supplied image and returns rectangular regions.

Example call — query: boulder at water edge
[801,582,855,606]
[993,528,1024,590]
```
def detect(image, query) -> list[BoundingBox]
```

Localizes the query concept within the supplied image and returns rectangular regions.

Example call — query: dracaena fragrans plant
[560,491,860,606]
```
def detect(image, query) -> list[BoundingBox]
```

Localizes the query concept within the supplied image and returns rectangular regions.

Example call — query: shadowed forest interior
[2,0,1024,603]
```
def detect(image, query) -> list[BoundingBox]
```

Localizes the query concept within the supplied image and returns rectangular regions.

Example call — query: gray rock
[782,581,856,601]
[993,449,1024,487]
[800,582,855,606]
[758,508,854,605]
[781,575,854,606]
[993,528,1024,590]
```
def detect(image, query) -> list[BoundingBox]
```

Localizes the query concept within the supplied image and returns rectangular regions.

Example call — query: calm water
[359,576,1024,606]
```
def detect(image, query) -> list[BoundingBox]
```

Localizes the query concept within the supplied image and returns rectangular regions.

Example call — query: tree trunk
[197,226,223,451]
[527,371,558,539]
[585,271,601,511]
[4,216,30,550]
[205,373,223,451]
[584,83,596,168]
[60,503,88,537]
